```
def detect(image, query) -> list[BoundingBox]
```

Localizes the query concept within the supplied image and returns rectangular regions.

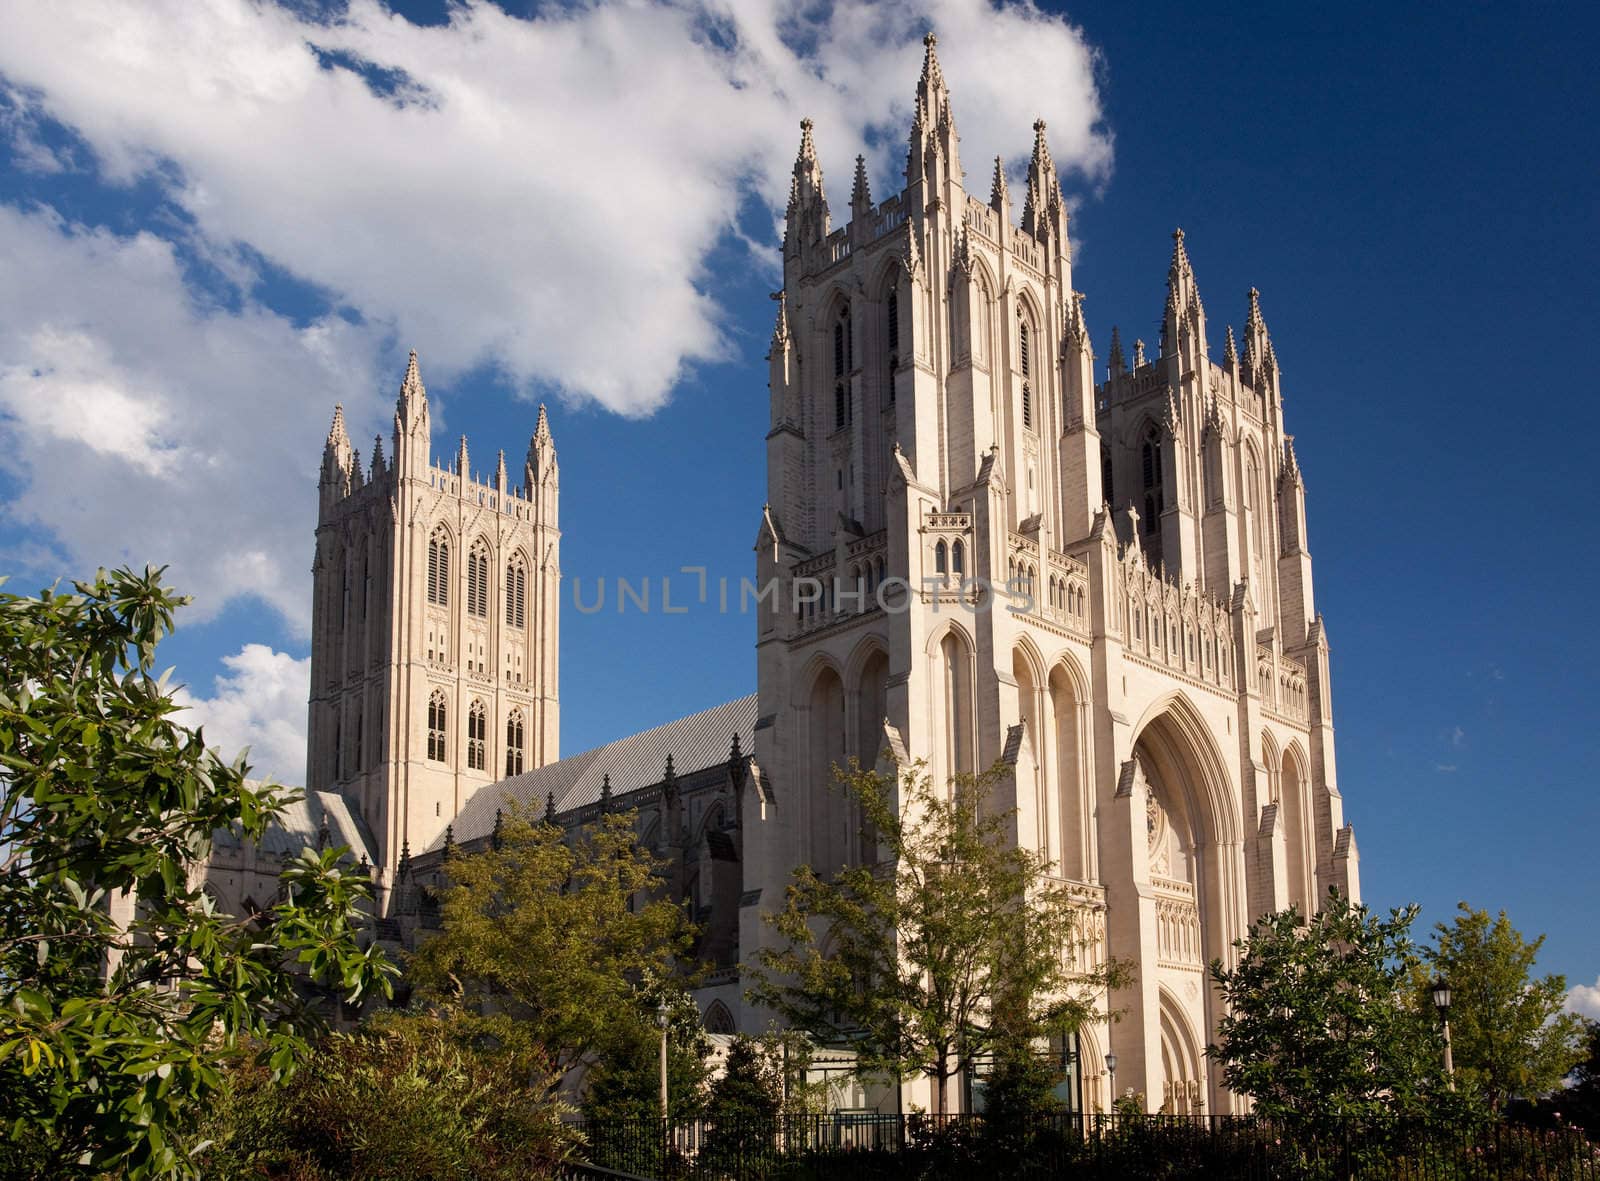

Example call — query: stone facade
[270,33,1359,1119]
[306,352,560,910]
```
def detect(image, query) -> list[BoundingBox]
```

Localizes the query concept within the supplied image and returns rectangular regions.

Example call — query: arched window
[505,708,525,776]
[505,556,527,629]
[427,691,448,763]
[1022,382,1033,431]
[834,319,845,378]
[1142,427,1164,532]
[886,289,900,403]
[834,384,846,431]
[427,528,450,606]
[353,703,364,773]
[952,538,965,577]
[467,540,490,618]
[1019,319,1031,378]
[467,699,487,771]
[935,539,948,575]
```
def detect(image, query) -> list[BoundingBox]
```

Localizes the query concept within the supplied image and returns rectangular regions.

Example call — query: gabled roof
[213,787,376,865]
[440,694,759,849]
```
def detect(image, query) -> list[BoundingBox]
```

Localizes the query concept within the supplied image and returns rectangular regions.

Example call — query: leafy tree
[750,758,1129,1115]
[0,567,394,1180]
[1556,1019,1600,1136]
[1208,891,1449,1135]
[578,982,711,1124]
[408,803,694,1085]
[1421,903,1586,1109]
[195,1006,574,1180]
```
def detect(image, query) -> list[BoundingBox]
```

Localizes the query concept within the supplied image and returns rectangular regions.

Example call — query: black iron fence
[571,1112,1600,1181]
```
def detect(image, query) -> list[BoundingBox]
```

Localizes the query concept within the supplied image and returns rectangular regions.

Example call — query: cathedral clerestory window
[467,699,487,771]
[427,529,450,606]
[1141,427,1164,533]
[427,690,448,763]
[506,556,527,629]
[467,540,490,618]
[505,708,525,777]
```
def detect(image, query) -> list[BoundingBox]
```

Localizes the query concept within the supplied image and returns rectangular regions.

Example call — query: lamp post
[1430,977,1455,1090]
[657,997,671,1123]
[1105,1051,1118,1116]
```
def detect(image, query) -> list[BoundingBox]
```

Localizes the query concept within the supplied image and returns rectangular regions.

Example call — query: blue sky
[1,1,1596,1004]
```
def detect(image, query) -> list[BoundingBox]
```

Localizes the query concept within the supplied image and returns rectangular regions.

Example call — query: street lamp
[1430,977,1455,1090]
[657,998,671,1123]
[1105,1051,1118,1115]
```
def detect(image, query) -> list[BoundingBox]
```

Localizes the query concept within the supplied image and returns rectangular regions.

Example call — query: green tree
[408,803,694,1085]
[578,983,711,1124]
[1422,903,1586,1109]
[750,758,1129,1115]
[196,1006,574,1180]
[1208,891,1445,1135]
[0,567,393,1180]
[1556,1019,1600,1136]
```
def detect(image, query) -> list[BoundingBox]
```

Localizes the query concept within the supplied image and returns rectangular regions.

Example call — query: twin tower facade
[306,35,1359,1117]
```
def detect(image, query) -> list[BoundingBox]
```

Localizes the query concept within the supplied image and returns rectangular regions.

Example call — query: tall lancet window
[467,699,487,771]
[1141,427,1164,534]
[886,289,899,403]
[505,708,525,777]
[1019,318,1034,431]
[427,528,450,606]
[427,690,448,763]
[1101,444,1114,505]
[467,540,490,618]
[506,556,527,629]
[834,384,846,431]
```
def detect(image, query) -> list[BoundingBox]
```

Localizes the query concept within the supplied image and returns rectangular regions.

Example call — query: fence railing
[572,1112,1600,1181]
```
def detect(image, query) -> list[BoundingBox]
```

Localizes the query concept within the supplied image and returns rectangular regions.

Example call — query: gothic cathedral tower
[747,35,1357,1116]
[307,352,559,904]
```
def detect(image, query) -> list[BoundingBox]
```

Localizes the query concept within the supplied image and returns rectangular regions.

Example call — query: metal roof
[441,693,759,849]
[213,787,377,865]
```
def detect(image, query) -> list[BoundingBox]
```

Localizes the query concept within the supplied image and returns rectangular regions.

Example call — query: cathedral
[206,35,1359,1117]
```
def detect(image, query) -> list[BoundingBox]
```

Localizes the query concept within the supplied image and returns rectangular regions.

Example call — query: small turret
[906,32,960,194]
[392,350,430,479]
[1162,228,1208,365]
[320,403,354,507]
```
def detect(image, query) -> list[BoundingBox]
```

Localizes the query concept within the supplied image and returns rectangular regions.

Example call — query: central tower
[307,353,560,903]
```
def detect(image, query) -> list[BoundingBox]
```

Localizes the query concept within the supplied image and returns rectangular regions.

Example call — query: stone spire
[785,118,829,251]
[1243,287,1273,384]
[906,32,960,190]
[851,154,871,216]
[321,403,353,496]
[370,434,385,479]
[1224,325,1238,367]
[989,156,1010,221]
[1108,325,1126,379]
[1021,118,1062,239]
[1063,289,1089,354]
[496,448,508,492]
[1163,228,1208,361]
[1281,436,1303,486]
[455,434,470,478]
[525,403,557,492]
[395,349,427,430]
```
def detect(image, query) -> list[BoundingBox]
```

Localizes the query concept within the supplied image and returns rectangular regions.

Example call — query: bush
[197,1009,574,1180]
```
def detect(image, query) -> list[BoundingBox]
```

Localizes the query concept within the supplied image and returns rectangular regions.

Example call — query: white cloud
[0,0,1110,418]
[0,0,1112,630]
[0,205,383,631]
[173,643,312,785]
[1568,976,1600,1021]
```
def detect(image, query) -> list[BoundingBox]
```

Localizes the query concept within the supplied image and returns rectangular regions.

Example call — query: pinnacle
[851,154,871,208]
[1225,325,1238,364]
[535,402,551,439]
[920,30,945,93]
[326,403,348,446]
[398,349,426,412]
[989,156,1009,213]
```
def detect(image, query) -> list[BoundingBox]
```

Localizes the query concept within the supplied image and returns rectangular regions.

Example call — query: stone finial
[728,733,748,793]
[1108,325,1126,378]
[662,752,678,805]
[495,449,508,491]
[1282,436,1303,485]
[1134,338,1147,367]
[396,349,427,426]
[316,810,331,850]
[397,840,412,881]
[920,30,945,96]
[1021,117,1059,236]
[326,403,349,449]
[442,823,455,860]
[545,791,556,822]
[453,434,468,478]
[491,807,504,851]
[599,772,612,812]
[1224,325,1238,366]
[535,402,551,440]
[371,434,386,478]
[989,155,1009,219]
[851,154,871,210]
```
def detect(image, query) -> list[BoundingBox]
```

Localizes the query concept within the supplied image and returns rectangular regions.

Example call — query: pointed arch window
[506,556,527,629]
[427,691,448,763]
[1022,382,1033,431]
[951,538,965,577]
[833,319,846,378]
[1101,444,1114,505]
[467,699,487,771]
[1141,426,1164,532]
[506,708,526,777]
[467,540,490,618]
[935,540,948,576]
[886,290,900,404]
[427,529,450,606]
[834,384,846,431]
[1019,319,1031,379]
